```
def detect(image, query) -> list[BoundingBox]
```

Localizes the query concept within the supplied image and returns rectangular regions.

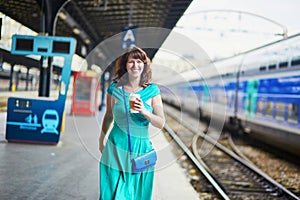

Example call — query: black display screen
[52,41,70,54]
[15,38,34,51]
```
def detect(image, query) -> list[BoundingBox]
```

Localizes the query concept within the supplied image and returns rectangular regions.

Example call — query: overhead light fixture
[91,64,102,74]
[73,27,81,35]
[58,9,93,46]
[84,38,91,44]
[32,13,38,18]
[58,12,67,20]
[81,46,87,56]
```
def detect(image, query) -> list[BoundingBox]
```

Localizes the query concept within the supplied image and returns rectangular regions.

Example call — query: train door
[244,79,259,118]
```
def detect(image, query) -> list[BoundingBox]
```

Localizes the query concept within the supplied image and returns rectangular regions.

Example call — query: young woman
[99,46,165,200]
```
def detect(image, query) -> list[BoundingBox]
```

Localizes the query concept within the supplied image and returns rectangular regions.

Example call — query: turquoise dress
[100,82,160,200]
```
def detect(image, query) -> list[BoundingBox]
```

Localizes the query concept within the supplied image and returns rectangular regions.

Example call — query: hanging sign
[122,26,137,49]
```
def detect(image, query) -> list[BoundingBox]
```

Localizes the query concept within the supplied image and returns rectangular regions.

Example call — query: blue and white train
[161,33,300,157]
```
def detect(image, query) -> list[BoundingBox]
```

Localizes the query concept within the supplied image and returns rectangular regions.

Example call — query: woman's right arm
[99,93,113,153]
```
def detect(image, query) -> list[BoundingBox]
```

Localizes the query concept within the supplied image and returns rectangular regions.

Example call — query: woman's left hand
[133,95,165,129]
[133,98,146,114]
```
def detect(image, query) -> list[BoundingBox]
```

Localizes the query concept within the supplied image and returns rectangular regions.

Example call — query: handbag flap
[132,149,157,170]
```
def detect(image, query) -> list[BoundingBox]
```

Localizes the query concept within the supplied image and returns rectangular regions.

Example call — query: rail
[165,108,300,200]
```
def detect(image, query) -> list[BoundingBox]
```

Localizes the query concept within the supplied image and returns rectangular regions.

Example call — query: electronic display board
[6,35,76,144]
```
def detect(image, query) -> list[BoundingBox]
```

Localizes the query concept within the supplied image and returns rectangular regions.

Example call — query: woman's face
[126,54,144,79]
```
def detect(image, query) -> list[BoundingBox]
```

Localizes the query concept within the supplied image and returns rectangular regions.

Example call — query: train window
[256,100,264,115]
[288,103,298,124]
[291,57,300,67]
[259,66,266,71]
[268,64,276,70]
[275,102,285,121]
[279,61,288,68]
[266,101,274,118]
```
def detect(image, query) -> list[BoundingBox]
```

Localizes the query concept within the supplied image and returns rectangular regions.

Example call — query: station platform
[0,104,200,199]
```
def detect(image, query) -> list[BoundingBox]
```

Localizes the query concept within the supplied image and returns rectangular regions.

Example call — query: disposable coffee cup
[129,93,140,113]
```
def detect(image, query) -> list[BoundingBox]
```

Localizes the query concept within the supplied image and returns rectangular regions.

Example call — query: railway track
[163,106,300,200]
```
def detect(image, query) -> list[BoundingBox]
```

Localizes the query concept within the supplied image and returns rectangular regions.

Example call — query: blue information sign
[6,35,76,144]
[6,98,65,144]
[122,26,137,49]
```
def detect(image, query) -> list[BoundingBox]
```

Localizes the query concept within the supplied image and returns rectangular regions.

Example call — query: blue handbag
[131,149,157,173]
[122,86,157,173]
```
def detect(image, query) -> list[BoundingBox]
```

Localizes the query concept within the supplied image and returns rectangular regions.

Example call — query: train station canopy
[1,0,193,59]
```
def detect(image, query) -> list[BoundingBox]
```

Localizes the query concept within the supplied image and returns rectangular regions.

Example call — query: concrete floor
[0,110,200,200]
[0,113,101,200]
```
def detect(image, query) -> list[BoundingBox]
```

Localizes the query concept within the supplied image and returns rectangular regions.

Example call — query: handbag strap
[122,86,132,156]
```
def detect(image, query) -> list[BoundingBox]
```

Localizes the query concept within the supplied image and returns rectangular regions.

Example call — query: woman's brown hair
[113,46,152,87]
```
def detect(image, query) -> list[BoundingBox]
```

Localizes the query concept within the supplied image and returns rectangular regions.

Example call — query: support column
[25,67,30,91]
[9,63,14,91]
[46,57,53,96]
[16,69,20,91]
[39,57,48,96]
[38,0,68,97]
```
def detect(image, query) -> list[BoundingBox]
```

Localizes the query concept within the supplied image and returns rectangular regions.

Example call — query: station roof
[1,0,193,59]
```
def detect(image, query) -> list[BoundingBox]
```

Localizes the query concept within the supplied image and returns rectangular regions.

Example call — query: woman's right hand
[99,137,105,153]
[99,133,105,153]
[99,144,104,153]
[99,94,113,154]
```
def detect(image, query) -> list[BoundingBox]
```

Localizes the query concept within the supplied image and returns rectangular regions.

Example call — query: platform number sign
[6,35,76,144]
[122,26,137,49]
